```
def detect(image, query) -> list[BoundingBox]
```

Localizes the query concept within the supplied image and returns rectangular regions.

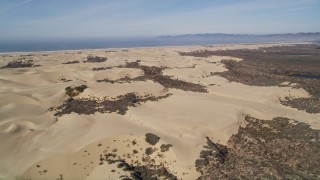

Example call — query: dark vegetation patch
[106,158,177,180]
[62,60,80,64]
[160,144,173,152]
[49,93,171,116]
[145,133,160,145]
[65,85,87,97]
[153,75,207,92]
[83,56,107,63]
[20,54,33,57]
[281,97,320,114]
[1,59,40,68]
[92,66,113,71]
[96,76,137,84]
[196,115,320,179]
[145,147,157,155]
[97,61,208,93]
[180,44,320,112]
[95,134,176,179]
[60,78,72,82]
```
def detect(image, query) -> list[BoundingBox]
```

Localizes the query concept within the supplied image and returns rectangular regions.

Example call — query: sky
[0,0,320,40]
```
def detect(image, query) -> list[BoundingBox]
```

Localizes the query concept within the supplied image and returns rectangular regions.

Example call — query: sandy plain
[0,43,319,179]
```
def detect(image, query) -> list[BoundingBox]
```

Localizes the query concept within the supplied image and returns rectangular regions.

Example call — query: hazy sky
[1,0,320,39]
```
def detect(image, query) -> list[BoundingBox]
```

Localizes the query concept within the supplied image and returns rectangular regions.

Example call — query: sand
[0,43,319,179]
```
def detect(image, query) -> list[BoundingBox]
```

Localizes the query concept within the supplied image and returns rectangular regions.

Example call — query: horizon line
[1,32,320,41]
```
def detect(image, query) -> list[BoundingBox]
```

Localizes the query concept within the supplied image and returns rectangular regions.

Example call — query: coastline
[0,40,312,55]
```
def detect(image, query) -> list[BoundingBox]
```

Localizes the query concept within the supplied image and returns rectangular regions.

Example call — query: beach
[0,43,319,179]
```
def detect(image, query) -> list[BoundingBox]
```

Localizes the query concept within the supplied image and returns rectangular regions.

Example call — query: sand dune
[0,43,319,179]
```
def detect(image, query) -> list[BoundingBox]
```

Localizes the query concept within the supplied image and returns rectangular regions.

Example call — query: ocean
[0,37,311,54]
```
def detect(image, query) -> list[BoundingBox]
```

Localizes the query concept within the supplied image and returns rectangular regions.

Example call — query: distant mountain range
[156,33,320,43]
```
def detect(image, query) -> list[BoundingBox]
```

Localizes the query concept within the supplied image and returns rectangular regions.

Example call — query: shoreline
[0,40,312,55]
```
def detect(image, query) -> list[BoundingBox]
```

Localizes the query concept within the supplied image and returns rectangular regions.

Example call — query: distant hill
[156,33,320,44]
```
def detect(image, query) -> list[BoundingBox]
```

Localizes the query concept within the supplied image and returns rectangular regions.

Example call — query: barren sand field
[0,43,319,179]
